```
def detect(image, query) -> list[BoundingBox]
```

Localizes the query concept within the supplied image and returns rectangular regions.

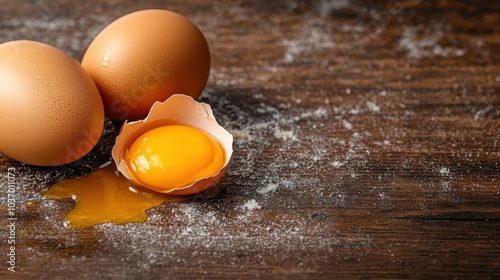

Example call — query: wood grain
[1,0,499,279]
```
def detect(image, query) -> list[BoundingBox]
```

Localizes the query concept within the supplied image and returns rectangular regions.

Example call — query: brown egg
[81,9,211,121]
[0,40,104,166]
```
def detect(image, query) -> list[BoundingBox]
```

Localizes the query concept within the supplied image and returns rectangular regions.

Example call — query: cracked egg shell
[111,94,233,195]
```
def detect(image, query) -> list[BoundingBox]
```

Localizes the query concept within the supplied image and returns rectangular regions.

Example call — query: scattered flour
[331,160,346,168]
[282,18,335,62]
[342,120,353,130]
[473,105,493,121]
[366,101,381,113]
[300,107,328,119]
[257,183,278,195]
[237,199,262,210]
[274,129,298,141]
[439,167,451,175]
[0,13,115,60]
[315,0,352,18]
[0,2,497,275]
[398,24,466,59]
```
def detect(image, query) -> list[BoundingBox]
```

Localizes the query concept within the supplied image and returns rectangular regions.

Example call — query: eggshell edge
[111,94,233,195]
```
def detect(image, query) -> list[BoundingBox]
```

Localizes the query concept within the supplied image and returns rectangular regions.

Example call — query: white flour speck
[237,199,262,210]
[274,130,298,141]
[342,120,353,130]
[366,101,381,112]
[398,24,466,59]
[282,19,334,62]
[257,183,278,195]
[331,160,345,167]
[439,167,451,175]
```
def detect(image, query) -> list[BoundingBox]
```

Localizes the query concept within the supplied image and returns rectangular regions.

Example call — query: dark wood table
[1,0,499,278]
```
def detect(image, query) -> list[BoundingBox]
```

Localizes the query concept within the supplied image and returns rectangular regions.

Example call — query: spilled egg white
[111,94,233,195]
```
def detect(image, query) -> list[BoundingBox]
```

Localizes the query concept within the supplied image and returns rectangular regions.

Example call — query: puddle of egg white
[43,162,193,229]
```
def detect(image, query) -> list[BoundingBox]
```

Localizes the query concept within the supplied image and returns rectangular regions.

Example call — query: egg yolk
[43,163,189,229]
[124,125,225,192]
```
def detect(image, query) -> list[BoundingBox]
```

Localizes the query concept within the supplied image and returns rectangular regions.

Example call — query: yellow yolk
[124,125,225,192]
[43,163,189,229]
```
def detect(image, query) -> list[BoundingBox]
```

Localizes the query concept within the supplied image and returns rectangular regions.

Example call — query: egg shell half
[0,40,104,166]
[112,94,233,195]
[81,9,211,121]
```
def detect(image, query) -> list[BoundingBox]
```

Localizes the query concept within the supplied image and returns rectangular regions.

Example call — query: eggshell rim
[111,94,233,194]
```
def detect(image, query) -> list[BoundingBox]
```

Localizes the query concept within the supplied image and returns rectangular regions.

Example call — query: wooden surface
[1,0,499,278]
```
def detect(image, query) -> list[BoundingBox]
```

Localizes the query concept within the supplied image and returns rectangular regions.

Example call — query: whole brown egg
[81,9,211,121]
[0,40,104,166]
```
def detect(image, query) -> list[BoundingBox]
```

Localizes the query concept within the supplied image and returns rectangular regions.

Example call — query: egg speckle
[0,40,104,166]
[81,9,211,121]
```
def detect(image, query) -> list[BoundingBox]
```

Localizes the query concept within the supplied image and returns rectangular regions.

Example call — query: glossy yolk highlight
[124,125,225,192]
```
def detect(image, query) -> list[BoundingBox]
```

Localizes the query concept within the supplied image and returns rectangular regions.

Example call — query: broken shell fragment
[112,94,233,195]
